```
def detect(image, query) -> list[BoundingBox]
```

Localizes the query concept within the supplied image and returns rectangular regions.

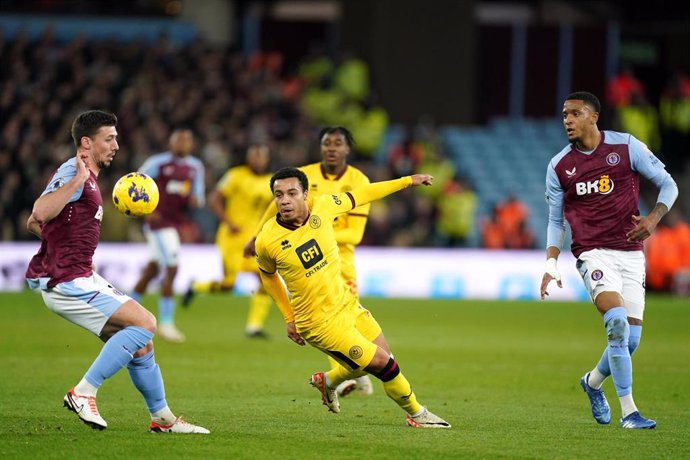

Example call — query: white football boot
[310,372,340,413]
[63,388,107,430]
[150,417,210,434]
[406,407,451,429]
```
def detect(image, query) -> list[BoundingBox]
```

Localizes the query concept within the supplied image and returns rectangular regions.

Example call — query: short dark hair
[565,91,601,113]
[270,167,309,192]
[319,126,355,149]
[71,110,118,148]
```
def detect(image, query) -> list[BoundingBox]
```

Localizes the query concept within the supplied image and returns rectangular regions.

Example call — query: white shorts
[40,272,132,335]
[576,248,646,320]
[144,226,180,267]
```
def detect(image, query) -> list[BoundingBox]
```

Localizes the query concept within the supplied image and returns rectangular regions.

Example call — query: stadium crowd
[1,26,689,283]
[0,28,444,247]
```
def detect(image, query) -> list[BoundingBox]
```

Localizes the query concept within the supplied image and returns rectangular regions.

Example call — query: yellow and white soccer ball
[112,172,159,216]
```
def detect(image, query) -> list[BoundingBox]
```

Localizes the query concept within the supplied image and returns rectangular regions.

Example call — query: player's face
[88,126,119,169]
[170,130,195,156]
[272,177,308,224]
[320,132,349,169]
[562,100,598,143]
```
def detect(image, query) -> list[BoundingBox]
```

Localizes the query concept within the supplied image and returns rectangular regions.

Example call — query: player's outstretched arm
[347,174,434,209]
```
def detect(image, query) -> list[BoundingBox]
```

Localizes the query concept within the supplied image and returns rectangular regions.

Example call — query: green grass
[1,292,689,459]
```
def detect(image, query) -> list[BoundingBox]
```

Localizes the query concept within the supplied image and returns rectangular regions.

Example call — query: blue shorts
[36,272,131,335]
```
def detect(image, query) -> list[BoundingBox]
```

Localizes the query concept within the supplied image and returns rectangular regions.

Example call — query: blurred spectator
[333,51,370,102]
[504,219,535,250]
[606,65,646,108]
[388,128,424,177]
[436,178,478,247]
[614,90,661,152]
[645,209,690,291]
[496,194,529,237]
[659,72,690,174]
[481,206,505,249]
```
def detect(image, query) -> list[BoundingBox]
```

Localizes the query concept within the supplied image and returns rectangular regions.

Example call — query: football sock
[325,362,367,387]
[619,394,638,418]
[151,406,177,424]
[74,378,99,397]
[84,326,153,388]
[591,324,642,389]
[246,293,271,332]
[373,357,422,415]
[127,351,168,413]
[192,280,233,293]
[158,296,175,325]
[603,307,633,397]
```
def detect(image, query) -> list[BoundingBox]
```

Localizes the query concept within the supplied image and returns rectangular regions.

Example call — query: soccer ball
[112,172,159,216]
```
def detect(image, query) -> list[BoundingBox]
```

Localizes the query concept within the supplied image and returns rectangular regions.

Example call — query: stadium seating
[440,118,571,248]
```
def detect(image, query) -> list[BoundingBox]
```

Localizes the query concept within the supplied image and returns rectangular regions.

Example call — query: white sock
[619,394,638,418]
[74,378,98,397]
[151,406,176,423]
[587,368,607,390]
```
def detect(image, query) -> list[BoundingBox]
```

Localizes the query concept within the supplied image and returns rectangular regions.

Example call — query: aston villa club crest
[606,152,620,166]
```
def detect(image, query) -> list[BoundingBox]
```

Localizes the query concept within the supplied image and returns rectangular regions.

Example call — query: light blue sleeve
[545,161,566,250]
[138,153,168,179]
[41,158,84,203]
[628,135,678,210]
[191,158,206,207]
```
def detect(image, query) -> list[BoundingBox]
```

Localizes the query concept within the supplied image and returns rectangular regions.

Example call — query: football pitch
[1,291,688,459]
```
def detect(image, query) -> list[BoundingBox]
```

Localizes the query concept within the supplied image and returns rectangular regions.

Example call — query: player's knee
[139,310,157,334]
[605,315,629,346]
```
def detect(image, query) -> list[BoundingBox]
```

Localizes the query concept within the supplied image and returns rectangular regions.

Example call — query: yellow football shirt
[216,165,273,241]
[300,163,371,285]
[255,176,411,332]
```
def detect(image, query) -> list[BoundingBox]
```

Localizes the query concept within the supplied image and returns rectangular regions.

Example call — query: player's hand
[540,258,562,300]
[626,214,658,242]
[75,152,90,185]
[410,174,434,186]
[243,236,257,258]
[286,322,305,346]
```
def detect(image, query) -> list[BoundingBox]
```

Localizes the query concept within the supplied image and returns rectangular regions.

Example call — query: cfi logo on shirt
[575,175,614,196]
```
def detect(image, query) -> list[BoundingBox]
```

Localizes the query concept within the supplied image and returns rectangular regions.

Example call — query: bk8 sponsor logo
[575,175,614,196]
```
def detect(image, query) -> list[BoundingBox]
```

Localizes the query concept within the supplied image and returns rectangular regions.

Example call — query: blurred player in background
[245,127,374,395]
[182,144,274,338]
[131,129,205,343]
[256,167,450,428]
[25,110,208,433]
[541,91,678,429]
